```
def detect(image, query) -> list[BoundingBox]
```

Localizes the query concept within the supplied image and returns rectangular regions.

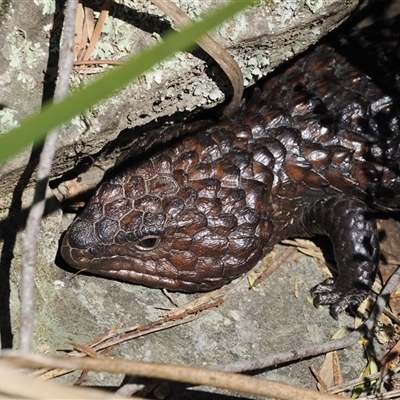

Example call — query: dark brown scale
[61,16,400,318]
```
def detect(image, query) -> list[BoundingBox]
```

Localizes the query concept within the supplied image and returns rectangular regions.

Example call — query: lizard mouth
[60,231,226,292]
[86,264,220,292]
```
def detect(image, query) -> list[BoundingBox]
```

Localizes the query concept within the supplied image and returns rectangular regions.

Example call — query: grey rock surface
[2,0,397,397]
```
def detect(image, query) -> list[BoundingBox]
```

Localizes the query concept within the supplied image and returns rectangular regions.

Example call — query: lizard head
[61,130,273,291]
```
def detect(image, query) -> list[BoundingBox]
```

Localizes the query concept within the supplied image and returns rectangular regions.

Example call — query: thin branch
[115,351,152,397]
[0,363,122,400]
[327,366,400,395]
[82,0,112,61]
[0,352,342,400]
[19,0,78,353]
[358,388,400,399]
[73,59,126,66]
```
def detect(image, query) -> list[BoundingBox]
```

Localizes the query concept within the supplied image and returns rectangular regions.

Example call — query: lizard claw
[310,277,369,319]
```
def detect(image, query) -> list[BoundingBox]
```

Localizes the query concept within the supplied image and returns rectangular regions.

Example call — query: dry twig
[0,351,342,400]
[19,0,78,353]
[82,0,112,61]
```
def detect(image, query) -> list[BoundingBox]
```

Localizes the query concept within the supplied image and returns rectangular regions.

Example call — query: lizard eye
[135,236,160,251]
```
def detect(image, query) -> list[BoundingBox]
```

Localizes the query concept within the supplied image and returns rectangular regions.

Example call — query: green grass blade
[0,0,257,164]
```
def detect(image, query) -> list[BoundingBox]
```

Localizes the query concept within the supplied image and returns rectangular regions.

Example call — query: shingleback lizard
[61,16,400,318]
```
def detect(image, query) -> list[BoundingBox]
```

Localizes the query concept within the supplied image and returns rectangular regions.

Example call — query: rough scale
[61,16,400,318]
